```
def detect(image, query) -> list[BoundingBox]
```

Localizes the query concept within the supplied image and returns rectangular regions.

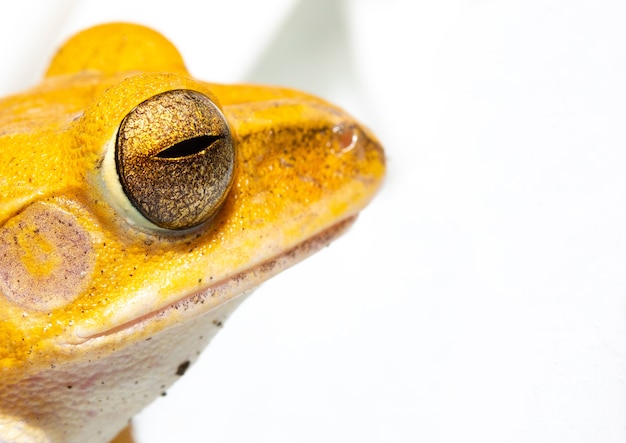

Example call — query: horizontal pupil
[156,135,220,159]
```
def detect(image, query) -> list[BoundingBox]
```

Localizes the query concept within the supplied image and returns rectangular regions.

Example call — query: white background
[2,1,626,442]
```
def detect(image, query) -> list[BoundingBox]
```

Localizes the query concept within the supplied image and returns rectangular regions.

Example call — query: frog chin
[71,215,356,344]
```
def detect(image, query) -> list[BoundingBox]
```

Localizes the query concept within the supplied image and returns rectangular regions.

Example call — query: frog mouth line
[73,216,357,342]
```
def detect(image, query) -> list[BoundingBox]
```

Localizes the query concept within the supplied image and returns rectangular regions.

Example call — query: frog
[0,23,385,443]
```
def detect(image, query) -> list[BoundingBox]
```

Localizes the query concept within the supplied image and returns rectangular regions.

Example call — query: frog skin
[0,23,385,443]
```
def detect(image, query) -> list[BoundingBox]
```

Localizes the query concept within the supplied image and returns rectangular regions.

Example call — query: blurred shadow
[245,0,360,106]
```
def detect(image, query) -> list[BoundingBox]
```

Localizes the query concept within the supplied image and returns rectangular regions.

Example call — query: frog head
[0,23,384,442]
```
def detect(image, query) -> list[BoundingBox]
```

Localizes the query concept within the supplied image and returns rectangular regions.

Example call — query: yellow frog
[0,23,385,442]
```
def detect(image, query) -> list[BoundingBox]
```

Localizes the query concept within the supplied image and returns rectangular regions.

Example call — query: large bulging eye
[115,90,235,230]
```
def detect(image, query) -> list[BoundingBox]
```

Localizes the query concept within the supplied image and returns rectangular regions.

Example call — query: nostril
[332,124,358,154]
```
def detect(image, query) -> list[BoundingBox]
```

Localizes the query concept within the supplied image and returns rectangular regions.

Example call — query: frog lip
[72,216,357,342]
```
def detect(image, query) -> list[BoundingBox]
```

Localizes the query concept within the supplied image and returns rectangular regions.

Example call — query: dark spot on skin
[161,392,167,397]
[67,385,72,389]
[176,360,191,376]
[212,319,223,328]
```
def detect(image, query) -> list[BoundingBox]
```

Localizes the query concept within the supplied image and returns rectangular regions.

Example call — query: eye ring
[115,89,235,231]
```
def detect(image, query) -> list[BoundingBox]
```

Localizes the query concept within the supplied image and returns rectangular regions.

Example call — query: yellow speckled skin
[0,23,385,442]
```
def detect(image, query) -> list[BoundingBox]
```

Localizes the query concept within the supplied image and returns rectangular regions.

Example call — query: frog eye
[115,90,235,231]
